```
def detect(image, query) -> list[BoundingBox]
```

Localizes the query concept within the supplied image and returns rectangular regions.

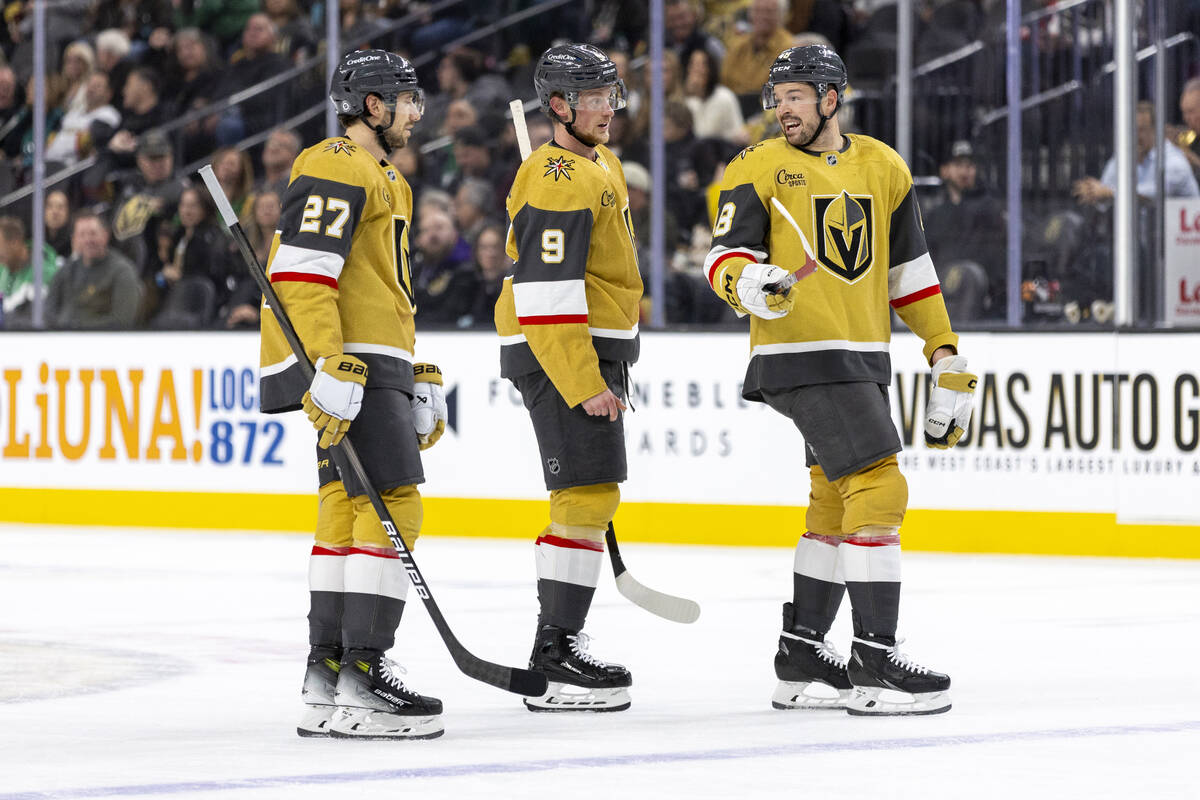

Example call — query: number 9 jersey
[259,137,417,413]
[495,142,642,408]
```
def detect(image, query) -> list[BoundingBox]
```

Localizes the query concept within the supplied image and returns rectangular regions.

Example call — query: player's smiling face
[773,82,822,147]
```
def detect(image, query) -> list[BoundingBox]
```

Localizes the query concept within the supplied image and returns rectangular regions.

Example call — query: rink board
[1,330,1198,557]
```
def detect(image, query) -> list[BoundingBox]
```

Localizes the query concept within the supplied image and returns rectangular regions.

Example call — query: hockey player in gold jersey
[705,46,977,716]
[495,44,641,712]
[259,50,448,740]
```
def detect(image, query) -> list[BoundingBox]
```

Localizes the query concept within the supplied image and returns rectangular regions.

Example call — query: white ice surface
[2,524,1198,800]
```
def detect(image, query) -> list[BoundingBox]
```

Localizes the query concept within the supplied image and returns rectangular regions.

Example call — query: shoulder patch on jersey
[543,155,576,182]
[738,142,766,160]
[323,140,357,156]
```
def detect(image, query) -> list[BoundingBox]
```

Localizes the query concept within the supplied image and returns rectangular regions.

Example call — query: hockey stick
[198,165,548,699]
[765,196,819,294]
[606,524,700,624]
[507,103,700,623]
[509,99,532,161]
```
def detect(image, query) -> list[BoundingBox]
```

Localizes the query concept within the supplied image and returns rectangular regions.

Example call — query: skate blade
[296,703,335,738]
[771,680,850,710]
[846,687,951,716]
[328,707,445,739]
[524,684,631,713]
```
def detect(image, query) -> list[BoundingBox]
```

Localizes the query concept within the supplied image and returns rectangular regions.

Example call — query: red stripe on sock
[311,546,351,556]
[844,535,901,547]
[348,546,400,559]
[535,534,604,553]
[801,531,843,547]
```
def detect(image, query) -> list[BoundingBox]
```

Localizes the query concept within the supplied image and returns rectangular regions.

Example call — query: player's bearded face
[385,92,423,150]
[571,88,616,146]
[774,83,822,146]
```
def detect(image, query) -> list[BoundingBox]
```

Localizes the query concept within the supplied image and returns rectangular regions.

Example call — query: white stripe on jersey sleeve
[260,353,298,378]
[512,279,588,317]
[703,245,766,275]
[887,252,938,301]
[588,323,639,339]
[269,242,345,281]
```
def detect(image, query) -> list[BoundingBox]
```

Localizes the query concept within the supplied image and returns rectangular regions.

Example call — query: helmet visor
[570,80,627,112]
[387,87,425,116]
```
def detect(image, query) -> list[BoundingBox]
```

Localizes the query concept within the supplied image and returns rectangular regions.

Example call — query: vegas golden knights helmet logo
[813,191,873,282]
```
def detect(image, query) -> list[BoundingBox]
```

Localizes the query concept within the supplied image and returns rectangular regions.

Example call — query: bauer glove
[412,362,447,450]
[303,354,367,449]
[924,355,977,449]
[735,263,795,320]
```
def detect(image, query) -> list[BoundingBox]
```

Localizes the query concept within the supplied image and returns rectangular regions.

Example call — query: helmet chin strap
[799,111,830,149]
[558,103,598,150]
[367,101,396,155]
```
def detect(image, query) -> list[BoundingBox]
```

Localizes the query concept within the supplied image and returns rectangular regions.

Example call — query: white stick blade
[614,573,701,624]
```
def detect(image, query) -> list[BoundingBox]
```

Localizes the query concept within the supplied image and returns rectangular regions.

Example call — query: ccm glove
[303,355,368,449]
[924,355,977,449]
[735,263,795,320]
[411,362,447,450]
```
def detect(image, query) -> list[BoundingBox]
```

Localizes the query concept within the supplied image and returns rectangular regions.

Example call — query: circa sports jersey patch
[543,155,575,181]
[324,140,357,156]
[601,190,616,207]
[813,190,874,282]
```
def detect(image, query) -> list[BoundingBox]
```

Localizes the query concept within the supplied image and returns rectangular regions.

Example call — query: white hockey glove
[411,362,447,450]
[303,354,367,449]
[924,355,977,449]
[735,263,796,320]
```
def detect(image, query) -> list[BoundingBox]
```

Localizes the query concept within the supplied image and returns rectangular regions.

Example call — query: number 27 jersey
[259,137,417,413]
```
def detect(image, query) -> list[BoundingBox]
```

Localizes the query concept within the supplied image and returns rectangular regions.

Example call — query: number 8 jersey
[259,137,416,413]
[495,142,643,408]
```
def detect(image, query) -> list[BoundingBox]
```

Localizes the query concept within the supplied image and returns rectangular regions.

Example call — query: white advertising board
[1,330,1198,523]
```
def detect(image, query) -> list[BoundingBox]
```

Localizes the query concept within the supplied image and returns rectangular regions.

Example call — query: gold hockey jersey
[704,134,958,401]
[495,141,642,407]
[259,137,416,413]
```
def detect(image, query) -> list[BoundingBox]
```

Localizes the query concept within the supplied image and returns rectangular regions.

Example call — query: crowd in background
[0,0,1198,331]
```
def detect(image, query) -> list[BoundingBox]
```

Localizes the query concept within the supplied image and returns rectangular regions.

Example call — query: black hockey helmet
[533,43,627,116]
[761,45,848,111]
[329,49,423,118]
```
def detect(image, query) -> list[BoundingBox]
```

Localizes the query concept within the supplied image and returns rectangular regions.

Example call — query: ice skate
[524,625,632,712]
[846,634,951,716]
[327,649,444,739]
[771,603,852,710]
[297,646,341,737]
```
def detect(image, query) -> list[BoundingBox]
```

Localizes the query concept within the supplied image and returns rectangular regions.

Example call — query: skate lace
[886,639,930,675]
[377,656,412,691]
[815,639,847,668]
[567,632,608,668]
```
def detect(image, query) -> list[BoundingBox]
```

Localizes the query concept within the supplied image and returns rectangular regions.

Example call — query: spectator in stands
[242,187,281,267]
[684,47,746,144]
[1073,101,1200,205]
[223,13,289,138]
[45,212,140,329]
[453,177,495,245]
[0,216,60,329]
[422,48,511,142]
[624,161,680,267]
[0,66,19,120]
[1172,78,1200,184]
[2,74,67,170]
[211,146,256,220]
[923,140,1006,320]
[218,187,274,329]
[451,126,504,193]
[58,40,95,116]
[263,0,315,62]
[666,0,726,63]
[442,98,478,139]
[149,186,232,328]
[631,49,685,144]
[165,28,227,164]
[110,130,184,275]
[662,100,707,231]
[174,0,258,54]
[44,190,73,258]
[256,127,301,196]
[721,0,794,105]
[94,29,134,113]
[459,222,510,329]
[105,67,168,169]
[44,71,121,167]
[787,0,857,53]
[412,206,476,325]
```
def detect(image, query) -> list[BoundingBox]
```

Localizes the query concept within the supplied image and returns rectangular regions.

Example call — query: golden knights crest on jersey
[814,191,873,282]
